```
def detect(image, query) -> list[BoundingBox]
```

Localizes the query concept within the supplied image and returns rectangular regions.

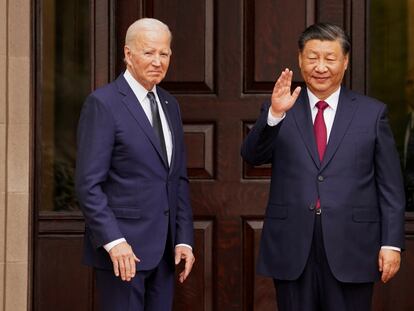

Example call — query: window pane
[369,0,413,211]
[39,0,90,211]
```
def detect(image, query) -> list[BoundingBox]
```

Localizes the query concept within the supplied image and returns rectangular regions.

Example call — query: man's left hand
[378,248,401,283]
[175,246,195,283]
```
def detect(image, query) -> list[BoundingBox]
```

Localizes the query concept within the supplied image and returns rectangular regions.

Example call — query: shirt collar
[307,86,341,111]
[123,69,157,103]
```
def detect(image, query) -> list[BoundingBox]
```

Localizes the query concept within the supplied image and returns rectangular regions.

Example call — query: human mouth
[148,71,163,75]
[313,76,329,82]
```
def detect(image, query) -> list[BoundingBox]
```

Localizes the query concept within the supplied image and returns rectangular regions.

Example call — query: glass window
[369,0,413,211]
[38,0,90,211]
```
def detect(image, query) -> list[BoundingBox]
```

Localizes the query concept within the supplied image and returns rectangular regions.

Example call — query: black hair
[298,23,351,55]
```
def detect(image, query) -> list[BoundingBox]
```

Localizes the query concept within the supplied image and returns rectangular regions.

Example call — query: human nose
[151,55,161,66]
[315,59,328,72]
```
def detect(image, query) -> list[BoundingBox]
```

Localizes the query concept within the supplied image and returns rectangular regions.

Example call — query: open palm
[271,68,301,117]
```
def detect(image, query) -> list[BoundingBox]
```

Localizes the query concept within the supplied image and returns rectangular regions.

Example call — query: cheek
[302,67,313,79]
[163,60,170,68]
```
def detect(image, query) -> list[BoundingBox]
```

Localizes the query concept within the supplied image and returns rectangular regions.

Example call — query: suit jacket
[241,87,405,283]
[76,74,194,271]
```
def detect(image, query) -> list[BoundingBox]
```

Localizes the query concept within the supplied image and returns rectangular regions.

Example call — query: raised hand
[271,68,301,117]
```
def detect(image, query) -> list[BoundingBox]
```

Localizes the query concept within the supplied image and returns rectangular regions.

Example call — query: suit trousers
[274,214,374,311]
[95,236,175,311]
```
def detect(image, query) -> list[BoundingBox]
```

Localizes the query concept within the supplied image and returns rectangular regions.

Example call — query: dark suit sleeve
[241,101,282,165]
[374,105,406,249]
[174,103,194,247]
[75,94,123,248]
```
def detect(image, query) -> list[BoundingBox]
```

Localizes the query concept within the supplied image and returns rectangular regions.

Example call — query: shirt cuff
[103,238,126,252]
[175,243,193,251]
[381,246,401,252]
[267,108,285,126]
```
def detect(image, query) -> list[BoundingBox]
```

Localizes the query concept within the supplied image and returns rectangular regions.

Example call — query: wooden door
[34,0,414,310]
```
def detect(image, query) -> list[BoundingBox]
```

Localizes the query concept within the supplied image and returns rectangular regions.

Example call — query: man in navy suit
[76,18,194,310]
[241,23,405,311]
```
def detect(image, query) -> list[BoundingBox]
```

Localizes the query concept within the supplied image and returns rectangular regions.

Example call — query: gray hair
[125,18,172,46]
[298,23,350,55]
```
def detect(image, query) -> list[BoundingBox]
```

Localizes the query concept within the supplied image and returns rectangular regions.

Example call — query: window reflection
[39,0,90,211]
[369,0,414,211]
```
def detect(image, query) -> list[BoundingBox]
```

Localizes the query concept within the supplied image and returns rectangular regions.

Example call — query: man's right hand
[271,68,301,117]
[109,241,140,282]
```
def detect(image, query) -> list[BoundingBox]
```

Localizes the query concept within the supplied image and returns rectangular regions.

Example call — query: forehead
[134,29,171,48]
[302,39,344,55]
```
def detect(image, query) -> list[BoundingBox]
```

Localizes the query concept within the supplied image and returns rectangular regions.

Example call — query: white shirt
[123,69,173,165]
[307,87,339,142]
[267,86,400,252]
[103,70,191,252]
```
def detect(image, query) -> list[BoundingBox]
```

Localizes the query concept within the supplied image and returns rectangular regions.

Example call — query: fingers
[271,68,299,115]
[273,68,292,94]
[381,261,400,283]
[175,251,181,265]
[378,253,383,272]
[129,255,137,279]
[378,249,401,283]
[179,254,195,283]
[112,258,120,277]
[109,242,140,282]
[381,263,393,283]
[180,255,196,283]
[291,86,302,102]
[175,246,195,283]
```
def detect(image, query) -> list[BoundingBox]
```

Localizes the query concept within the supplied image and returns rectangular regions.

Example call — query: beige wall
[0,0,31,310]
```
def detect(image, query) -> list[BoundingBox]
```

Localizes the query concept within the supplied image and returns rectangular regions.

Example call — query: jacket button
[309,203,315,211]
[318,175,324,182]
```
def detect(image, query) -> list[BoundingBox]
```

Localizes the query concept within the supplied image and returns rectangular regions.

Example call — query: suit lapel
[292,90,321,168]
[116,75,169,168]
[321,87,358,170]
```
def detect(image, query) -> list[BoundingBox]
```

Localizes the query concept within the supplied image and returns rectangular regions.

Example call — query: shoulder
[343,88,386,113]
[90,80,119,101]
[83,79,122,111]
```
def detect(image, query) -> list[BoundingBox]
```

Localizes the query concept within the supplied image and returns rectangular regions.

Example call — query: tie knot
[316,101,329,111]
[147,91,156,101]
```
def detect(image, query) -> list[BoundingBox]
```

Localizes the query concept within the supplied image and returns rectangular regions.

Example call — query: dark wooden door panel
[35,235,96,311]
[174,220,214,310]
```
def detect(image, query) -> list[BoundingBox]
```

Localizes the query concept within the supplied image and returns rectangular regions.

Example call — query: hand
[271,68,301,117]
[109,241,140,282]
[175,246,195,283]
[378,248,401,283]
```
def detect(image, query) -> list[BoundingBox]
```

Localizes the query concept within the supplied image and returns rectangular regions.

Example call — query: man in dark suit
[241,23,405,311]
[76,18,194,311]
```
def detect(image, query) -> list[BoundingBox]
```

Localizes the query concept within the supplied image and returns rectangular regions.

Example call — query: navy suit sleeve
[75,94,123,248]
[374,105,406,249]
[241,101,282,165]
[174,102,194,247]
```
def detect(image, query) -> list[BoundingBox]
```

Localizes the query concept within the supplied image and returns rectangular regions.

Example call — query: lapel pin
[165,101,168,104]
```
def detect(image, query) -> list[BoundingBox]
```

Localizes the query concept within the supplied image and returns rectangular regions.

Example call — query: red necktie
[314,101,329,161]
[314,101,329,210]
